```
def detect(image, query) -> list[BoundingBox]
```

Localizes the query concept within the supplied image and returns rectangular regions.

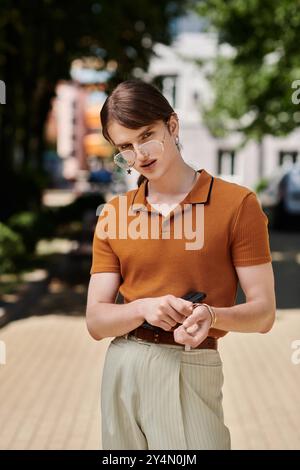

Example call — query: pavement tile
[0,310,299,450]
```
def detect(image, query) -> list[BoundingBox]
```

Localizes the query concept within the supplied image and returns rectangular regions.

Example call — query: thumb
[186,323,199,335]
[182,313,196,328]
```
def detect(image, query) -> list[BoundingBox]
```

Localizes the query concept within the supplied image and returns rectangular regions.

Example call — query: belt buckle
[124,330,147,343]
[135,336,145,343]
[133,327,145,343]
[127,331,145,343]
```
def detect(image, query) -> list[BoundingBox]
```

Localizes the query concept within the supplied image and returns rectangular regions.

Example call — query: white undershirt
[150,203,179,217]
[146,170,199,217]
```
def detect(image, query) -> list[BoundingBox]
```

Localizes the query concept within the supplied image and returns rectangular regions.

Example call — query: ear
[167,113,179,136]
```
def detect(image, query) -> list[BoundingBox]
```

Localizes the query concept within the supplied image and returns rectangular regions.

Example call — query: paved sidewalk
[0,310,299,450]
[219,309,300,449]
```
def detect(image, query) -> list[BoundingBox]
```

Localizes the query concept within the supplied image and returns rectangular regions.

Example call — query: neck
[147,160,198,197]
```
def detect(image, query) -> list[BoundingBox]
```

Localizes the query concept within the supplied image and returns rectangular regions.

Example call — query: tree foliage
[193,0,300,140]
[0,0,186,218]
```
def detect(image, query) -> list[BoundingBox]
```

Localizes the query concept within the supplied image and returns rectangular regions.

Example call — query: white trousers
[101,335,231,450]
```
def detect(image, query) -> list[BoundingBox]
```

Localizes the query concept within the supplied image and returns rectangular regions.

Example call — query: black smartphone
[141,291,206,330]
[181,291,206,303]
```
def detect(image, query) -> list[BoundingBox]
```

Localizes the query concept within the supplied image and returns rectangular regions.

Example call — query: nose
[133,143,149,161]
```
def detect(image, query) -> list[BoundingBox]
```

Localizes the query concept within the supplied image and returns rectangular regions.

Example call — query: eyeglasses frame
[113,120,170,170]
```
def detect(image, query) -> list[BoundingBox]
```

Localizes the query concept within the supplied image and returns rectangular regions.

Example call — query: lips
[141,160,156,168]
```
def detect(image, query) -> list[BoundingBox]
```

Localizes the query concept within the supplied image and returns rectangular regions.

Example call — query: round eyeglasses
[113,126,167,171]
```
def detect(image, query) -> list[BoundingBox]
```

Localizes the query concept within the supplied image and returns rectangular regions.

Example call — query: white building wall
[126,32,300,192]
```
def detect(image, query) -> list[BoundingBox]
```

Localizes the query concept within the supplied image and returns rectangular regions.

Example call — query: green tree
[0,0,186,219]
[193,0,300,174]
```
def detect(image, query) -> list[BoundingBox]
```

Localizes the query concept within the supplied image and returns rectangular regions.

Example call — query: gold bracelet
[202,303,217,328]
[193,302,217,328]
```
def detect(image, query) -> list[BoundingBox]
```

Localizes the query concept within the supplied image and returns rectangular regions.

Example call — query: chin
[144,166,165,181]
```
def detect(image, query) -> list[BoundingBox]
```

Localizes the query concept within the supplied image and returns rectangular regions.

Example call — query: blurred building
[127,22,300,191]
[47,13,300,193]
[46,61,115,190]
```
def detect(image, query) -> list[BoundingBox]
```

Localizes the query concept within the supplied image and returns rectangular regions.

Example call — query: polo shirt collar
[130,168,213,213]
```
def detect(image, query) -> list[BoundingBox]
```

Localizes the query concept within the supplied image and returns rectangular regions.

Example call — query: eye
[143,132,152,139]
[118,131,152,150]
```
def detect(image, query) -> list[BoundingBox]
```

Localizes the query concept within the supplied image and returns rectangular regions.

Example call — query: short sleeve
[90,209,120,275]
[230,192,272,267]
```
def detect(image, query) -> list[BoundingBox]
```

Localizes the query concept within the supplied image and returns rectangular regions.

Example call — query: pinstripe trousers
[100,335,231,450]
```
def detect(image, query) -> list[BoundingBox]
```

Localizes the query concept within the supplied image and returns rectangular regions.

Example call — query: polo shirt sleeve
[230,191,272,267]
[90,211,120,275]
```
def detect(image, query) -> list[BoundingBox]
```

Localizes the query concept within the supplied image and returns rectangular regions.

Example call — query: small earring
[175,136,181,151]
[126,163,135,174]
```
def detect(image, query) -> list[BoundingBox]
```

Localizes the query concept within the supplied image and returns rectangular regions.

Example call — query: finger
[159,296,190,323]
[185,323,199,335]
[182,311,200,328]
[189,328,209,347]
[186,322,209,346]
[161,301,190,324]
[168,296,194,318]
[174,328,199,347]
[173,325,190,344]
[166,310,186,325]
[174,323,208,347]
[162,306,186,324]
[162,315,177,328]
[159,319,175,331]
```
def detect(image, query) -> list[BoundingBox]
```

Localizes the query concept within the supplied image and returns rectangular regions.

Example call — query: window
[152,75,177,108]
[279,151,298,166]
[217,149,235,176]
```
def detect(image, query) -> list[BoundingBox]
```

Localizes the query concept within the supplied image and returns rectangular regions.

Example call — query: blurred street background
[1,0,300,450]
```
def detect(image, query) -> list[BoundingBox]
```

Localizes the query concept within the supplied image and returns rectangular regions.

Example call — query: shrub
[255,178,269,194]
[8,209,58,252]
[0,222,26,274]
[52,192,105,225]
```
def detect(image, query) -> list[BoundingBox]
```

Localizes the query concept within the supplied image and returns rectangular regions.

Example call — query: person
[86,79,276,450]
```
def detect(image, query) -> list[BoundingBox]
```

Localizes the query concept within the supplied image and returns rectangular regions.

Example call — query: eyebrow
[114,125,154,147]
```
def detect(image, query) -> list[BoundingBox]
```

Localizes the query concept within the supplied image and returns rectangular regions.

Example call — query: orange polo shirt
[90,168,272,339]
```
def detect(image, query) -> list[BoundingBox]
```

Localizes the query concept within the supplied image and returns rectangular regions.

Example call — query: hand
[173,304,212,348]
[141,294,194,331]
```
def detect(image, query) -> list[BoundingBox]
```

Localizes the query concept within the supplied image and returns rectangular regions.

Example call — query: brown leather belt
[125,326,217,350]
